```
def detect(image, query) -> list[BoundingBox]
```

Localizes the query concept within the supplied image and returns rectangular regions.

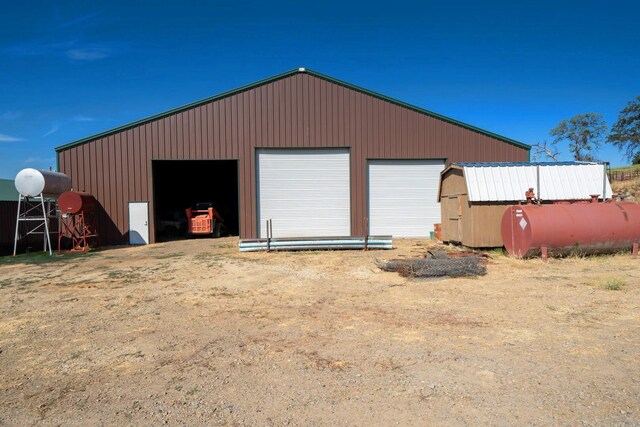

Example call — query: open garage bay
[152,160,239,241]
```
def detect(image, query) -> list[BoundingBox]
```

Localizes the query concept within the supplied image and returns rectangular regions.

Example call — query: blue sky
[1,0,639,179]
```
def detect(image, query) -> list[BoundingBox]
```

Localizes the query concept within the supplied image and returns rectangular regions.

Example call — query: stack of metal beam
[239,236,393,252]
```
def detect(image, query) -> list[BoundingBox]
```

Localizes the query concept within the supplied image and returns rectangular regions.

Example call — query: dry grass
[611,176,640,201]
[609,164,640,173]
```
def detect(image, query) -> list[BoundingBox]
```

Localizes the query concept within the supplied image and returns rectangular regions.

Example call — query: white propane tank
[14,168,72,197]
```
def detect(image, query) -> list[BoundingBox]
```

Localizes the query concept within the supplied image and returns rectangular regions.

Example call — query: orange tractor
[185,202,224,237]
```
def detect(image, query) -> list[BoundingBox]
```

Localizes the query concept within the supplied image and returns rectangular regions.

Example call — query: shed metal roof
[457,161,588,167]
[455,162,612,202]
[0,178,18,202]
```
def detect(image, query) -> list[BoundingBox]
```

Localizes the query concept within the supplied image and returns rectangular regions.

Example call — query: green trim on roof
[0,178,18,201]
[55,68,531,152]
[305,69,530,150]
[55,68,300,151]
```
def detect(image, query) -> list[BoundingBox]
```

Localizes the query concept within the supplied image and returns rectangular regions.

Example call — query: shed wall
[440,167,513,247]
[464,203,509,247]
[58,73,529,244]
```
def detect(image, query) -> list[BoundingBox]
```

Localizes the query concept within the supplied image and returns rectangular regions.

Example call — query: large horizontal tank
[15,168,72,197]
[57,191,97,214]
[501,201,640,257]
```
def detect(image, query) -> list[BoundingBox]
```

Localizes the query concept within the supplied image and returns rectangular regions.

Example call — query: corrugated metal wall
[0,201,49,255]
[58,72,528,244]
[0,201,17,254]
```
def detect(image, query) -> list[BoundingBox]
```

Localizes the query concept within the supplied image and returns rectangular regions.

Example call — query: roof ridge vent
[298,67,306,72]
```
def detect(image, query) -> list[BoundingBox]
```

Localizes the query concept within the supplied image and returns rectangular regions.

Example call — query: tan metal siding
[58,73,528,245]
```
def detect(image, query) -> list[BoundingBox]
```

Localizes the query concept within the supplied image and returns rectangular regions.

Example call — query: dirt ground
[1,238,639,426]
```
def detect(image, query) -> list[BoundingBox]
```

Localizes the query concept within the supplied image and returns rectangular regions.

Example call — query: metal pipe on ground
[239,236,392,252]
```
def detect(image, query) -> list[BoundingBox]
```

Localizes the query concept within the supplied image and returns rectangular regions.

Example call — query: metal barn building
[0,179,19,255]
[439,162,612,247]
[55,68,530,245]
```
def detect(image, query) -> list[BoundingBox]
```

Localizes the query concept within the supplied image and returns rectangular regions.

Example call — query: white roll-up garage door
[257,149,351,238]
[368,160,445,237]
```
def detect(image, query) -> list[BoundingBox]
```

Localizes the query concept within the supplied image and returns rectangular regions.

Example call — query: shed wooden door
[445,195,463,242]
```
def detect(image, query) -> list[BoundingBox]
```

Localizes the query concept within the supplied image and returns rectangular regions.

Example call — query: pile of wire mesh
[376,250,488,278]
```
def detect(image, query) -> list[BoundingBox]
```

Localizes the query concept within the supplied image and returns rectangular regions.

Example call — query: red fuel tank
[57,191,97,214]
[501,202,640,258]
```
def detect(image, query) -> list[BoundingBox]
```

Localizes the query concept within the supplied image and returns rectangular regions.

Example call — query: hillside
[611,176,640,201]
[609,164,640,173]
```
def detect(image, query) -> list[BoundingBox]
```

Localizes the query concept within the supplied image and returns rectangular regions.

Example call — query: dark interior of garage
[152,160,239,241]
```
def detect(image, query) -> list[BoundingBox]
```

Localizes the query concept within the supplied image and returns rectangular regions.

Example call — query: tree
[549,113,606,162]
[633,151,640,165]
[608,96,640,161]
[531,140,560,161]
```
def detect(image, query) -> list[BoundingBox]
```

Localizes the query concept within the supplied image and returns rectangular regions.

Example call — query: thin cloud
[66,48,109,60]
[1,111,22,120]
[24,157,55,164]
[72,115,96,122]
[3,40,76,57]
[3,40,114,61]
[56,12,100,29]
[43,124,59,137]
[0,133,23,142]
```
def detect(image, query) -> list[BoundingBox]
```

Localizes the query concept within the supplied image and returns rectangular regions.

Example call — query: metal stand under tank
[13,194,58,256]
[57,191,99,252]
[12,168,72,256]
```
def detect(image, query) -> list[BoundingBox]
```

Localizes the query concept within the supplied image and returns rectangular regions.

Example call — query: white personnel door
[128,202,149,244]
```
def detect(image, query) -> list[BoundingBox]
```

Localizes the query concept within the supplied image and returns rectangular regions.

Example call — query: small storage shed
[438,162,612,247]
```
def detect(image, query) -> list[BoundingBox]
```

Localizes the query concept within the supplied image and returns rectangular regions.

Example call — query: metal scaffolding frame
[58,210,98,252]
[13,194,58,256]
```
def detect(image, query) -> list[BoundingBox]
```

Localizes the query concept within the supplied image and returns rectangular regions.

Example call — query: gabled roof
[441,161,611,202]
[55,68,530,152]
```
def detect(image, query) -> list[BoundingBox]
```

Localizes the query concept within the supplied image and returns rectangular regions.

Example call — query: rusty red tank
[57,191,97,214]
[501,201,640,258]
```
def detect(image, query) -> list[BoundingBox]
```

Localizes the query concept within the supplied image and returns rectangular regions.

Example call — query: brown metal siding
[58,73,528,245]
[0,201,50,255]
[0,201,17,254]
